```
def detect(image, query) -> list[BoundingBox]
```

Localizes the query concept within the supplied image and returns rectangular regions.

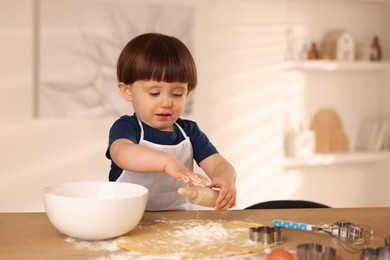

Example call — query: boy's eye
[149,92,160,96]
[173,93,183,97]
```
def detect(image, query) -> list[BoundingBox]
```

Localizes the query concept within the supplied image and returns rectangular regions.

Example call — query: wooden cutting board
[311,108,349,153]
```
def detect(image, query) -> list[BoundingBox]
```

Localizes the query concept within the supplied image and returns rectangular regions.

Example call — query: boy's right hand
[164,157,211,187]
[111,140,210,186]
[182,173,212,187]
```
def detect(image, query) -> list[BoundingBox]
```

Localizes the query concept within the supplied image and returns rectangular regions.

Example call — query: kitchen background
[1,0,389,212]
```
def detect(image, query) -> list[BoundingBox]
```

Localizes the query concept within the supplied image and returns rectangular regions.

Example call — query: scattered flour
[64,220,271,260]
[173,222,228,245]
[65,237,167,259]
[64,237,119,251]
[95,252,268,260]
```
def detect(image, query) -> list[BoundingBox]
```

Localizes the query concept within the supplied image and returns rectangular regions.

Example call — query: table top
[1,208,389,259]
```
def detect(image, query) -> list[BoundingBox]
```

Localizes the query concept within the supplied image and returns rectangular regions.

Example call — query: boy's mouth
[156,113,171,116]
[155,113,171,120]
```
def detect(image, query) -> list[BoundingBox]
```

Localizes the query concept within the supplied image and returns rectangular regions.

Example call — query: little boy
[106,33,236,211]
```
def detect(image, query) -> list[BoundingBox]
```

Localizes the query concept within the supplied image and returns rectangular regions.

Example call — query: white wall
[0,0,34,122]
[282,0,390,208]
[1,0,389,212]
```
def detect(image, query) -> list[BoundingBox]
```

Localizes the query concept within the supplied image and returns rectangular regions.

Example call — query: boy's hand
[198,154,237,211]
[164,156,211,187]
[110,140,212,186]
[211,177,236,210]
[181,173,212,187]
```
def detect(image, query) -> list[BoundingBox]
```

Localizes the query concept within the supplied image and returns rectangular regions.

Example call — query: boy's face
[120,80,190,131]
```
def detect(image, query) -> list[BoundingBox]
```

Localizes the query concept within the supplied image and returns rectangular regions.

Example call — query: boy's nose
[160,95,172,108]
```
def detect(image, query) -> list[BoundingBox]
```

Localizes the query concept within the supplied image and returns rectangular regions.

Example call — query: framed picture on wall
[37,0,195,117]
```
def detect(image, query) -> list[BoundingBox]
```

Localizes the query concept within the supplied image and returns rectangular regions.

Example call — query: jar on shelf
[308,42,319,60]
[370,35,382,61]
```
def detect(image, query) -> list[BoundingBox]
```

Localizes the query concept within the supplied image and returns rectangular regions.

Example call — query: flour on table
[64,236,119,251]
[117,219,270,259]
[64,220,270,259]
[173,222,228,245]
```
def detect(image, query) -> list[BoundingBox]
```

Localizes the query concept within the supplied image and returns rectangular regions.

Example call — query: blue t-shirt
[106,114,218,181]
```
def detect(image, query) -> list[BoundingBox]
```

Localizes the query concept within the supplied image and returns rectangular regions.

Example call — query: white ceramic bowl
[43,182,148,240]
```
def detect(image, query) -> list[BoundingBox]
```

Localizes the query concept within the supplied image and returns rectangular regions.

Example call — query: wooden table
[1,208,389,259]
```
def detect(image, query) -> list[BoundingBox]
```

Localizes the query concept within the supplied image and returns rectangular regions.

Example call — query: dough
[117,219,269,259]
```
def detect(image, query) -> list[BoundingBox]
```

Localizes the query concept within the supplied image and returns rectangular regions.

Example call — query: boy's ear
[118,83,133,101]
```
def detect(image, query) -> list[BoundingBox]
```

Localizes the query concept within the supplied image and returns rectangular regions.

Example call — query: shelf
[283,151,390,170]
[285,60,390,72]
[342,0,390,3]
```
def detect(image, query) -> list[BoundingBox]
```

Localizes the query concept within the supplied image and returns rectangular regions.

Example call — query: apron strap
[136,117,189,141]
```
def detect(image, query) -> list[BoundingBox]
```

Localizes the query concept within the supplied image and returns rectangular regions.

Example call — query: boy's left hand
[198,153,237,210]
[211,177,236,210]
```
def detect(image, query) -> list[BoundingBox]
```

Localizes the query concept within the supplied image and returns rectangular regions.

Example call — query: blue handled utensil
[273,219,320,231]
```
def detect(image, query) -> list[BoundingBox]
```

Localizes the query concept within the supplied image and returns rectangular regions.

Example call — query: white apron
[117,118,193,211]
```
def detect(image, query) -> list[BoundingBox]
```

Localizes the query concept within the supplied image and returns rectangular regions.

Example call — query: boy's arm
[199,153,237,210]
[110,138,210,185]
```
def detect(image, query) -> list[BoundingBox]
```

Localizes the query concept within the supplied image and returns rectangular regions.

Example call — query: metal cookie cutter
[360,236,390,260]
[361,247,390,260]
[249,226,282,245]
[385,236,390,247]
[297,243,336,260]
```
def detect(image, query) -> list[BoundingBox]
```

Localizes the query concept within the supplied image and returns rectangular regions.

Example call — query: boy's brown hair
[117,33,197,91]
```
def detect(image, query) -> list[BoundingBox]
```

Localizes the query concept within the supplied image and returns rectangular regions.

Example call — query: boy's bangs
[151,61,193,84]
[142,54,196,86]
